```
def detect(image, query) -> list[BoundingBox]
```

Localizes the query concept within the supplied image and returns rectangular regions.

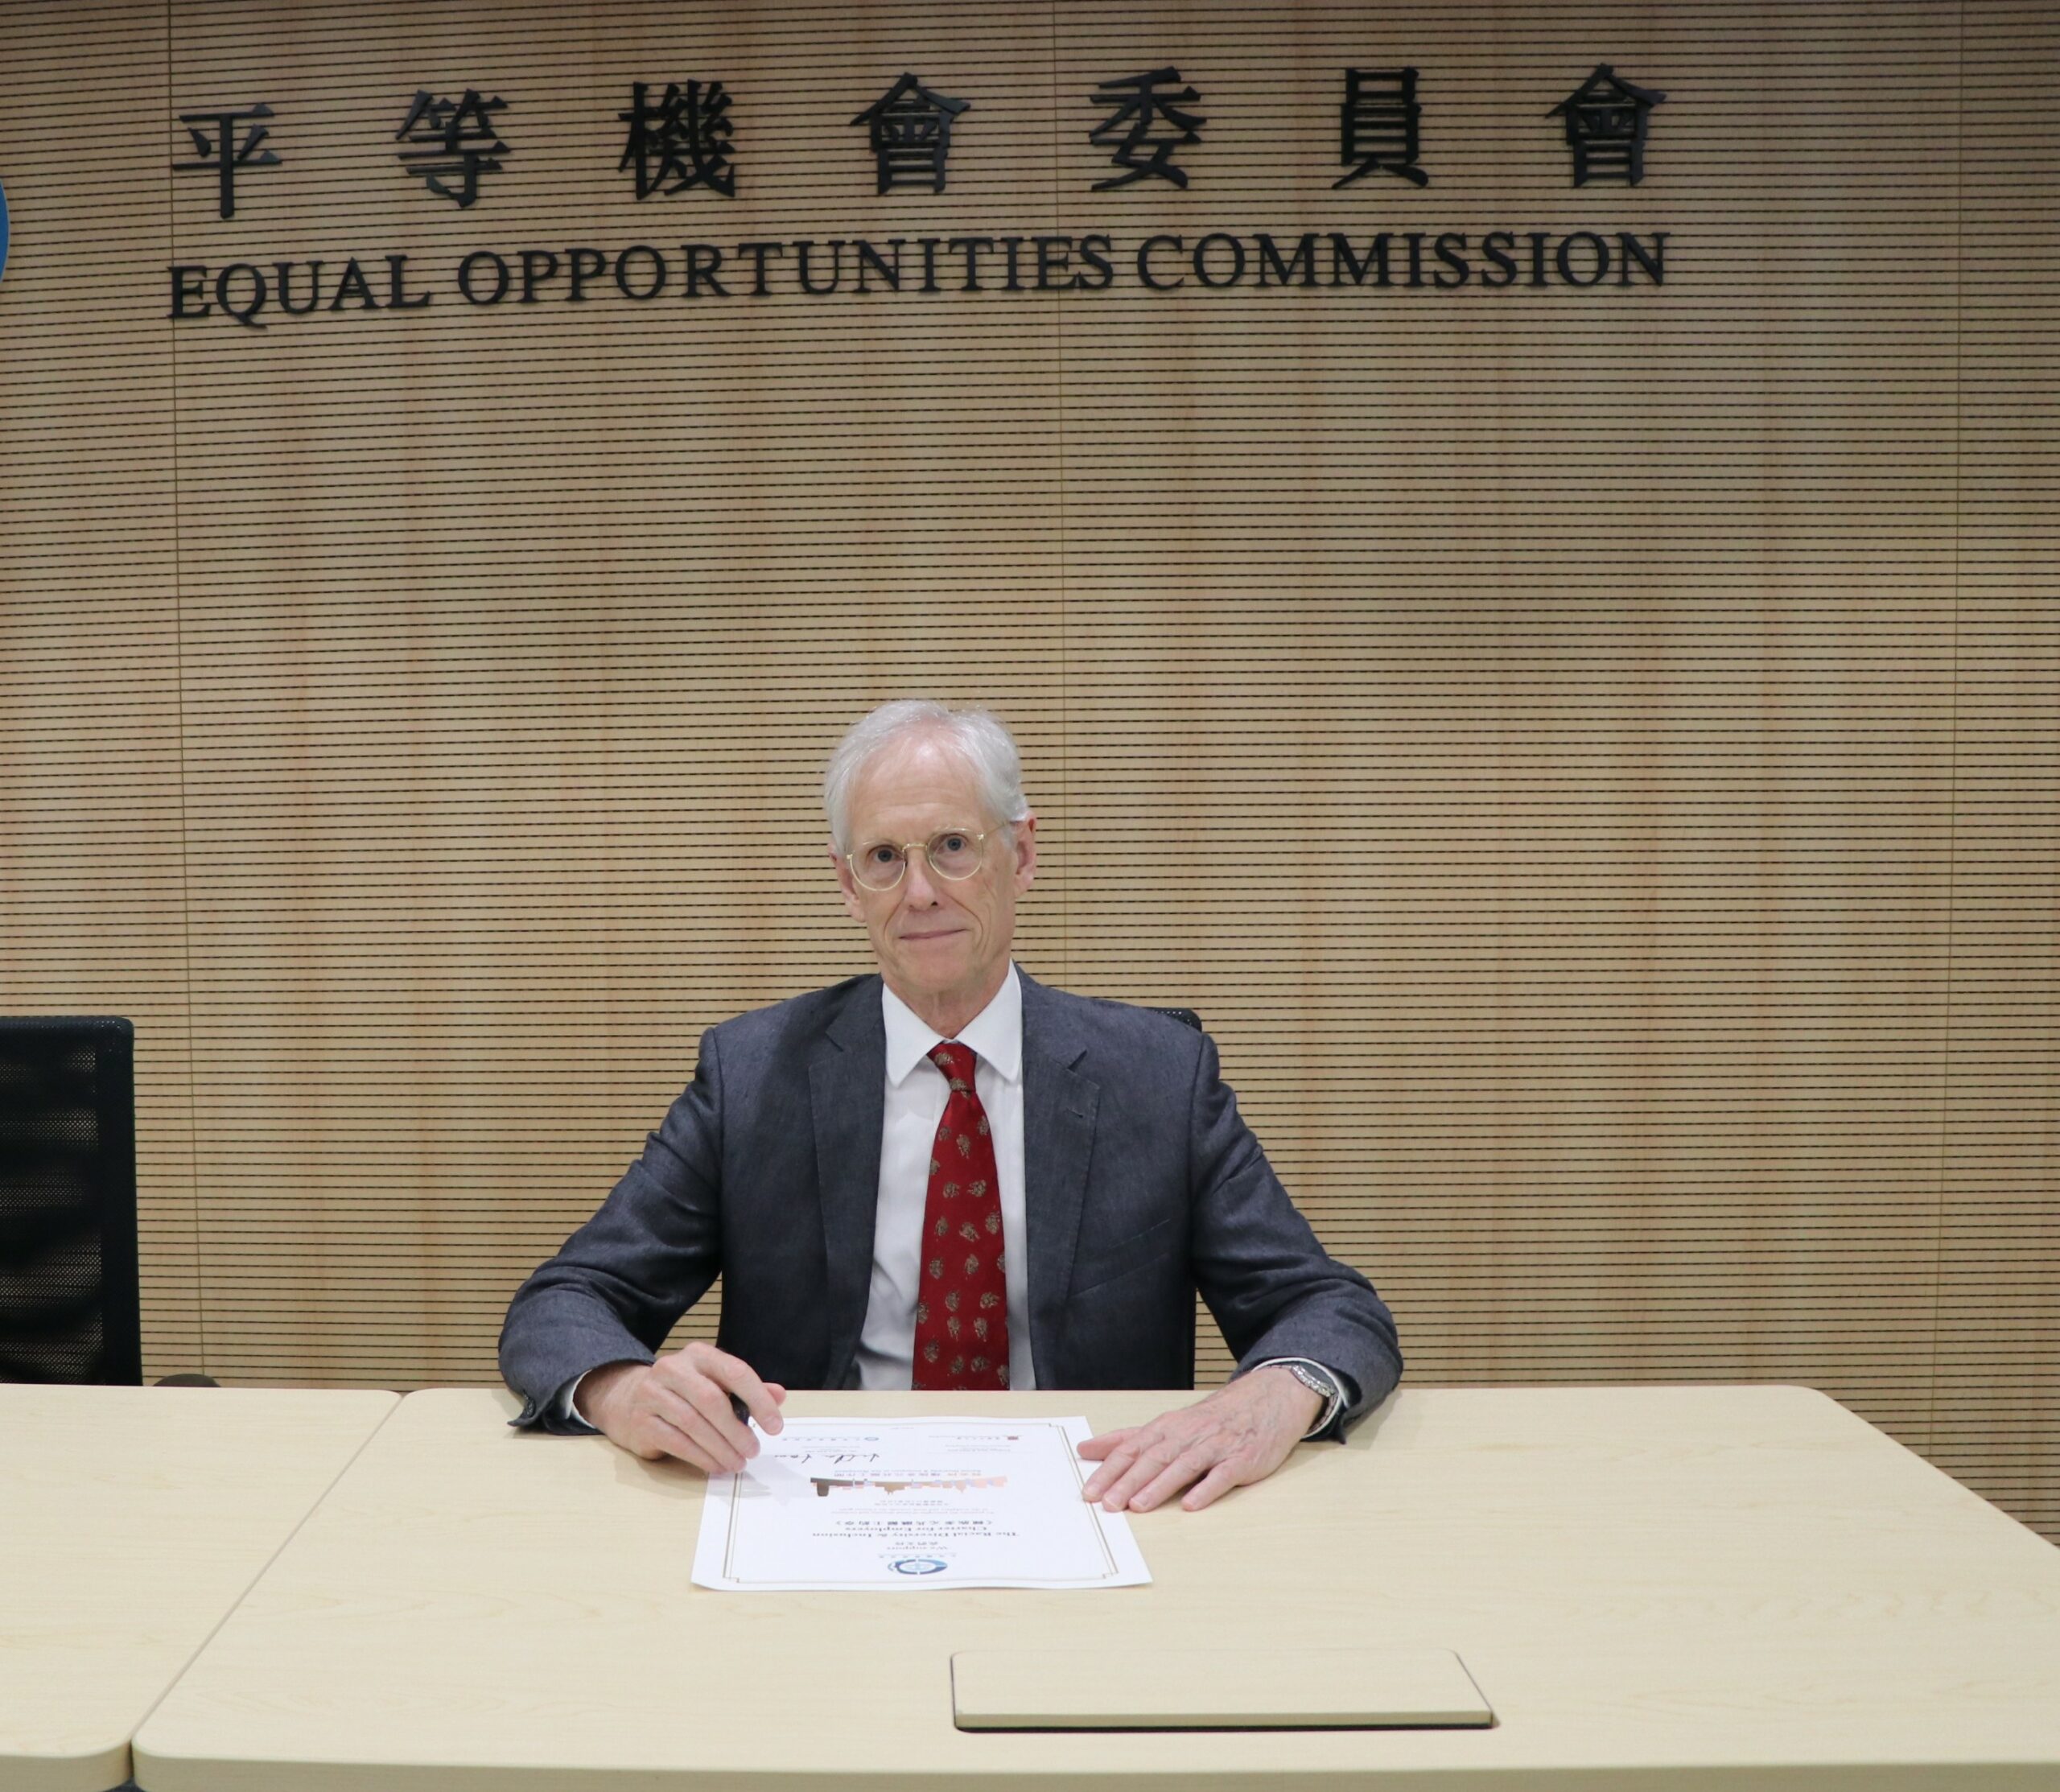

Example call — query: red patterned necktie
[912,1041,1010,1390]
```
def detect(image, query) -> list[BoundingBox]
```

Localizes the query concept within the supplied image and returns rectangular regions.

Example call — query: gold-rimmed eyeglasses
[846,827,1000,892]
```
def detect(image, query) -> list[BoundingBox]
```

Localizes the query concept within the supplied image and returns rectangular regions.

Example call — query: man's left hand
[1077,1366,1323,1513]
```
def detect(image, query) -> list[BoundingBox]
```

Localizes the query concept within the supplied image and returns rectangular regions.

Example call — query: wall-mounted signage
[168,227,1669,328]
[171,62,1670,220]
[163,60,1673,328]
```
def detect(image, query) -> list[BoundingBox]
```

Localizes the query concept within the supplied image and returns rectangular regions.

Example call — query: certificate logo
[890,1556,947,1576]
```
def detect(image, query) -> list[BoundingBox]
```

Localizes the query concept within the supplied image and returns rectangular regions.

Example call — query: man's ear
[831,842,866,922]
[1012,814,1038,892]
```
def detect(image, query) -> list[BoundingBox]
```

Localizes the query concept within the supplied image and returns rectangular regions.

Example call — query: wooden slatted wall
[0,0,2053,1539]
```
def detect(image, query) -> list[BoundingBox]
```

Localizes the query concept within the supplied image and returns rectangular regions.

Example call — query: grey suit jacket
[499,971,1401,1435]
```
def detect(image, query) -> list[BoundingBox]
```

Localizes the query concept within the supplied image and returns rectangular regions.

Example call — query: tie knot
[929,1041,977,1091]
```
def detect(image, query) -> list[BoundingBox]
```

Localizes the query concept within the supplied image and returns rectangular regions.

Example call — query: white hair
[823,700,1030,854]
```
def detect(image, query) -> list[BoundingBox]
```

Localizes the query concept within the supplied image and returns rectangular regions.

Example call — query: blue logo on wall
[0,175,10,288]
[890,1556,947,1576]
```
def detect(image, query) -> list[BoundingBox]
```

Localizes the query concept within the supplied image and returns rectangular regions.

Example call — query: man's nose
[900,852,943,904]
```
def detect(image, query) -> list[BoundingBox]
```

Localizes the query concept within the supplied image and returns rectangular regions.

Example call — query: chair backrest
[1150,1007,1203,1032]
[0,1018,141,1384]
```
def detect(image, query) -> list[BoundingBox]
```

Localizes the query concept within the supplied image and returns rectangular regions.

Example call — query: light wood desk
[134,1385,2060,1790]
[0,1385,398,1792]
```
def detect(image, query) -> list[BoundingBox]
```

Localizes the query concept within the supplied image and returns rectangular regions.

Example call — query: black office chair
[1151,1007,1203,1033]
[0,1018,142,1384]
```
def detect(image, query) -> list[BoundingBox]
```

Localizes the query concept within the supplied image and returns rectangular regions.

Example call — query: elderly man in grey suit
[501,700,1400,1513]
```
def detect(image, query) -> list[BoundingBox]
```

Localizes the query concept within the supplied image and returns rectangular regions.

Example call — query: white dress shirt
[854,964,1036,1391]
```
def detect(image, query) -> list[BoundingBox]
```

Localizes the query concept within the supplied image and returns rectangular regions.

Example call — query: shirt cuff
[1253,1356,1345,1440]
[552,1370,601,1433]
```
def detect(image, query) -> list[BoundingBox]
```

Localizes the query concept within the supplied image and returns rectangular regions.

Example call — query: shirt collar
[882,963,1023,1087]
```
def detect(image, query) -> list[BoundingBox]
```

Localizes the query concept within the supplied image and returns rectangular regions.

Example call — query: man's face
[834,734,1036,1026]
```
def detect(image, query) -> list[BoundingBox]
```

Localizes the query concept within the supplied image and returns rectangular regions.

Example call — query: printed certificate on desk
[693,1415,1151,1591]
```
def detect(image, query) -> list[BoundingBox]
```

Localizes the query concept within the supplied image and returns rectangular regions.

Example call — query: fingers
[1179,1458,1248,1512]
[646,1377,756,1473]
[1121,1443,1220,1514]
[1077,1427,1136,1465]
[1081,1384,1307,1513]
[1078,1430,1146,1503]
[641,1361,753,1467]
[1080,1452,1127,1506]
[595,1372,731,1475]
[686,1341,788,1436]
[599,1346,789,1473]
[628,1403,734,1475]
[1082,1427,1201,1512]
[672,1353,773,1462]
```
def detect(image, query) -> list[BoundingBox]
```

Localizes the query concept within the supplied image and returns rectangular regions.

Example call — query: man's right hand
[575,1344,786,1473]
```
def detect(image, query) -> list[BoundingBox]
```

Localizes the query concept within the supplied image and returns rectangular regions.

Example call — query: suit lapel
[1020,973,1100,1385]
[810,978,886,1387]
